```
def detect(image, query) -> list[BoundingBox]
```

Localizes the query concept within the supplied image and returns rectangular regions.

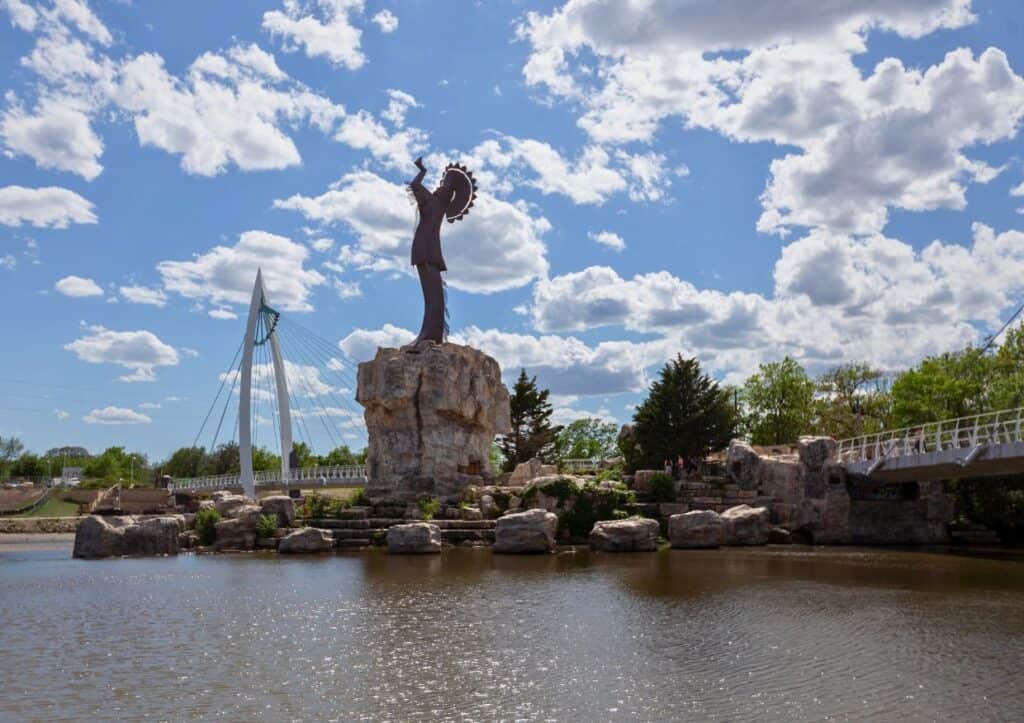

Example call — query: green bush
[351,488,370,507]
[254,514,277,539]
[417,496,441,520]
[195,508,221,545]
[594,465,624,484]
[647,473,676,503]
[556,482,635,538]
[303,493,330,518]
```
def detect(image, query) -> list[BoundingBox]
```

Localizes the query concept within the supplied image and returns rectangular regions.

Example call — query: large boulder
[494,508,557,553]
[260,495,295,527]
[668,510,724,549]
[725,440,762,490]
[356,343,511,503]
[386,522,442,554]
[213,493,250,519]
[632,470,663,493]
[279,527,334,554]
[73,515,183,558]
[589,517,659,552]
[798,436,837,472]
[73,515,136,558]
[213,518,256,551]
[508,458,558,487]
[123,517,183,555]
[721,505,770,545]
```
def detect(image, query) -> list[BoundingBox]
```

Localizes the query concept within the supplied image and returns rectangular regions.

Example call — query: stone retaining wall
[0,517,82,534]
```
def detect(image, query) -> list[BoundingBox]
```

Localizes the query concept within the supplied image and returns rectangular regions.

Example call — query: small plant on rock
[303,493,330,518]
[417,496,441,520]
[254,514,277,539]
[351,488,370,507]
[195,508,221,546]
[648,473,676,503]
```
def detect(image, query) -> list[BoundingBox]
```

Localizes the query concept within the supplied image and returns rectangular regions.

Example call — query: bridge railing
[836,407,1024,465]
[168,465,367,492]
[561,458,602,473]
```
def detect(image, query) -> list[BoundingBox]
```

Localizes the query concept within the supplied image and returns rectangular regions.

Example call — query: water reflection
[1,544,1022,721]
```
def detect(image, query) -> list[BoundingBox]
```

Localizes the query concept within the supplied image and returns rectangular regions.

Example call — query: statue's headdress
[441,163,477,223]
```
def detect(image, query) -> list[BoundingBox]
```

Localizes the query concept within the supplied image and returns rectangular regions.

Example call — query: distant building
[61,467,83,485]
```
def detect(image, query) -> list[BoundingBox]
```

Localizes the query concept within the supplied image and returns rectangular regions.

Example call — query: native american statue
[403,156,477,352]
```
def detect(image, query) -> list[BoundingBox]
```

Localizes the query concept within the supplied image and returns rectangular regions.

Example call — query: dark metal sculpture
[404,157,477,351]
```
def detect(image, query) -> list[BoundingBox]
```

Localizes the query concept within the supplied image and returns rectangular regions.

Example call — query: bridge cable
[981,298,1024,353]
[191,338,244,450]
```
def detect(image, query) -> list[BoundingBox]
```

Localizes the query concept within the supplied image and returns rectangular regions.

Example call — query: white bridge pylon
[239,269,292,499]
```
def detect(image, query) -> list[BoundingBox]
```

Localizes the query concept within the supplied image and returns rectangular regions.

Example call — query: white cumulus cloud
[65,325,180,382]
[0,185,96,228]
[55,275,103,297]
[83,406,152,425]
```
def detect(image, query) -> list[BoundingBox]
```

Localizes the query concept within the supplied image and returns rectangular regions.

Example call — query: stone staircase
[949,519,1002,546]
[302,507,496,549]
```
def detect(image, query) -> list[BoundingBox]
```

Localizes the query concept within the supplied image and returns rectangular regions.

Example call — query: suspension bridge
[836,407,1024,482]
[170,270,370,496]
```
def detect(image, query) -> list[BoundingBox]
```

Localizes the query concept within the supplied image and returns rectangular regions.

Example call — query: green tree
[161,446,206,478]
[82,447,150,485]
[631,355,737,469]
[0,435,24,476]
[990,323,1024,410]
[814,362,892,439]
[319,444,360,466]
[555,418,619,461]
[9,453,46,477]
[291,441,317,468]
[890,348,992,426]
[742,357,815,445]
[498,369,558,471]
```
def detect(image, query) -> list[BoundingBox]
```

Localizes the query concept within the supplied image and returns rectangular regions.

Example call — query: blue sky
[1,0,1023,462]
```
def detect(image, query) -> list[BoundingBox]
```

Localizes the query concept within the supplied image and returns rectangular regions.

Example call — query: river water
[1,541,1022,722]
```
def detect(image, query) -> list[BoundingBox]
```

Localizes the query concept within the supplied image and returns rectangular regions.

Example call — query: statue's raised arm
[403,159,477,353]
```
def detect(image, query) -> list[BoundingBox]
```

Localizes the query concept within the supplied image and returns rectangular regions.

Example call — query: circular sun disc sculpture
[442,163,477,223]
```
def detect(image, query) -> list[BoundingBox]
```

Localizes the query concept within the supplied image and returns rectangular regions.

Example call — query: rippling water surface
[2,542,1023,721]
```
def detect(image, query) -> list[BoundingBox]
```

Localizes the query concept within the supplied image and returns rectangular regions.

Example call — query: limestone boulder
[356,343,511,503]
[279,527,334,554]
[73,515,183,558]
[668,510,723,549]
[479,494,498,518]
[589,517,659,552]
[494,508,557,553]
[73,515,136,558]
[632,470,662,493]
[386,522,442,554]
[213,493,250,519]
[798,436,837,472]
[214,518,256,551]
[509,458,558,487]
[260,495,295,527]
[460,505,483,521]
[725,440,762,489]
[721,505,770,546]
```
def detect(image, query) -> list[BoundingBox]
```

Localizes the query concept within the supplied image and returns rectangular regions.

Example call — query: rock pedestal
[357,343,511,503]
[589,517,659,552]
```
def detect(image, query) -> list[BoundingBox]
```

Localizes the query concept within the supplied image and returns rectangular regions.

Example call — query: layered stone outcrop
[668,510,724,549]
[726,436,953,544]
[589,517,659,552]
[73,515,186,558]
[357,343,511,503]
[721,505,770,546]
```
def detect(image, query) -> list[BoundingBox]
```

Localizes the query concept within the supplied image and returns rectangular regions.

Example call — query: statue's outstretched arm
[409,161,430,207]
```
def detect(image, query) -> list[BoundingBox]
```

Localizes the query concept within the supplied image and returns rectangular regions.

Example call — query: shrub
[557,482,635,538]
[351,488,370,506]
[195,508,221,545]
[647,473,676,503]
[538,477,580,503]
[417,496,441,520]
[303,493,330,519]
[594,465,624,484]
[254,514,277,539]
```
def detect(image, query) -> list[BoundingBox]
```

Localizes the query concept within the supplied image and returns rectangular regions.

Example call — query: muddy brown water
[1,541,1022,721]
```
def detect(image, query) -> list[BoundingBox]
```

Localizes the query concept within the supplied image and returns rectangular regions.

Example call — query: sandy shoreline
[0,533,74,551]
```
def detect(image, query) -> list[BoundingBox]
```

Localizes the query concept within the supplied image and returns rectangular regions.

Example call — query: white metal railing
[836,407,1024,467]
[168,464,367,492]
[561,458,602,473]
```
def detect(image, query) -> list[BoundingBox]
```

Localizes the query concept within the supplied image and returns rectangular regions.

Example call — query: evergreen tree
[632,355,737,469]
[498,369,558,471]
